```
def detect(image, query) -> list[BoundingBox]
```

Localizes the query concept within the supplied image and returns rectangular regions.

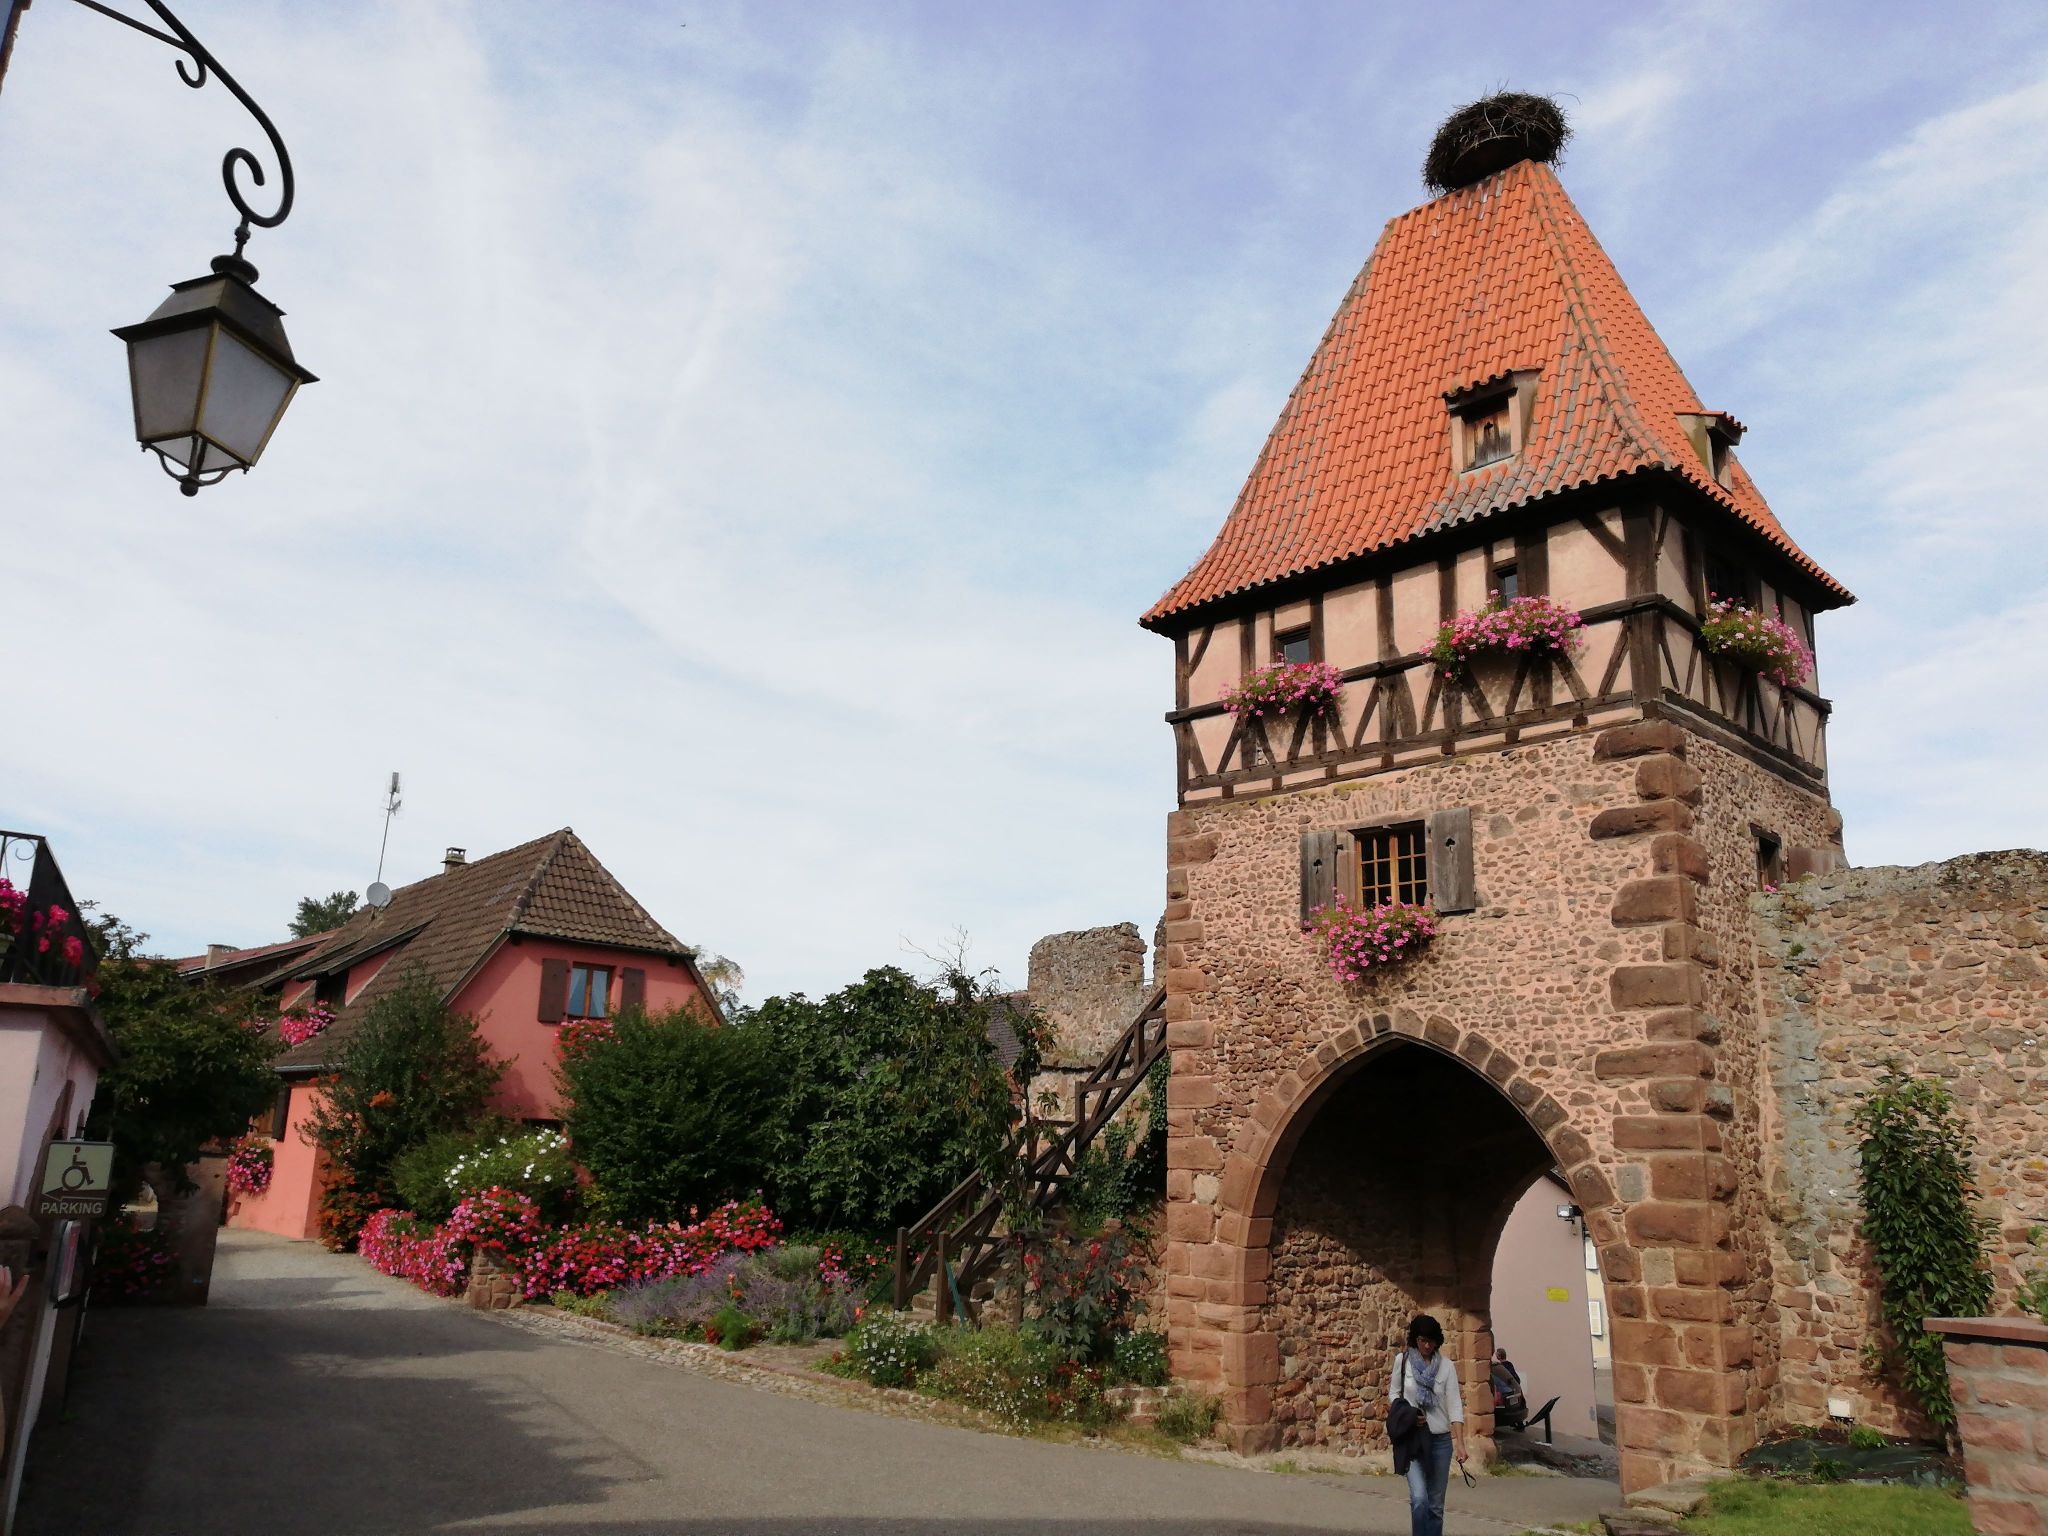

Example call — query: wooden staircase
[892,986,1168,1322]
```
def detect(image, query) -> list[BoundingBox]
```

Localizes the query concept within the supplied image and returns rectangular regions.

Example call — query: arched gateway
[1140,106,1850,1494]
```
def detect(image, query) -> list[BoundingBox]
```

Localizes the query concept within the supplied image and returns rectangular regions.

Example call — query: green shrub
[741,967,1035,1234]
[1846,1425,1886,1450]
[1065,1060,1168,1230]
[1111,1328,1170,1387]
[550,1289,614,1320]
[391,1119,517,1221]
[925,1324,1109,1428]
[1005,1221,1152,1365]
[710,1302,756,1351]
[841,1311,942,1388]
[558,1005,782,1223]
[302,972,505,1247]
[1155,1390,1221,1444]
[2018,1227,2048,1324]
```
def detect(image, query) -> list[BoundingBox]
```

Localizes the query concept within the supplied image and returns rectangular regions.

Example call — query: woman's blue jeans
[1405,1430,1453,1536]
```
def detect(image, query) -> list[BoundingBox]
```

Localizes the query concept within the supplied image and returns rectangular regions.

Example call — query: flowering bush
[838,1309,942,1388]
[1111,1327,1170,1387]
[519,1199,781,1300]
[277,1002,337,1049]
[1007,1222,1150,1365]
[557,1015,615,1057]
[93,1219,175,1300]
[1700,598,1812,689]
[226,1134,274,1195]
[1430,594,1584,678]
[926,1324,1111,1428]
[440,1127,576,1223]
[0,885,85,969]
[359,1209,467,1296]
[444,1186,546,1256]
[1303,896,1441,982]
[1220,660,1343,722]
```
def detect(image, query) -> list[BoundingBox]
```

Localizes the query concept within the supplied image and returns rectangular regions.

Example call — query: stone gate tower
[1140,104,1851,1492]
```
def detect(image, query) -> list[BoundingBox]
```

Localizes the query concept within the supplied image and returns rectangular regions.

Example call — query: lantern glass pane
[128,326,210,441]
[196,330,294,463]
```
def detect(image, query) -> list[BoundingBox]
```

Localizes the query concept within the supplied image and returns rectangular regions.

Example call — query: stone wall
[1161,713,1840,1491]
[1757,852,2048,1436]
[1028,923,1151,1067]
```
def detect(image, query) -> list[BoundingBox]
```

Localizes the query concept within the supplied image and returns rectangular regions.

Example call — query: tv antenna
[374,772,402,885]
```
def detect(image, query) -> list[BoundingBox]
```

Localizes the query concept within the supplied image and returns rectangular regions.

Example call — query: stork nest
[1424,92,1571,194]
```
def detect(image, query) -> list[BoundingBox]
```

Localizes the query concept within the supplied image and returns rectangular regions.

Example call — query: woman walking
[1389,1314,1468,1536]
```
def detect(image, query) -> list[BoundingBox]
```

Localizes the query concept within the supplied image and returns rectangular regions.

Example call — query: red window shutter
[621,967,646,1012]
[538,958,569,1023]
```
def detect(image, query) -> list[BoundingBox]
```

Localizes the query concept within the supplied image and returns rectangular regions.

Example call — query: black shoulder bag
[1388,1351,1420,1473]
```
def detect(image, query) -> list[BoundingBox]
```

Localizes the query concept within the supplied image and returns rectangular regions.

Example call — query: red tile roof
[172,932,331,975]
[267,828,691,1071]
[1142,160,1848,627]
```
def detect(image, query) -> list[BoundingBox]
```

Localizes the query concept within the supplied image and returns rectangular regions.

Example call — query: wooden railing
[892,987,1168,1322]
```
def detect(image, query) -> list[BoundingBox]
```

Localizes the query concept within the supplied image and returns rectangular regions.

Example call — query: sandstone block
[1644,1008,1719,1044]
[1627,1201,1728,1247]
[1591,800,1697,839]
[1651,833,1711,883]
[1612,877,1699,927]
[1611,964,1702,1010]
[1594,1042,1712,1081]
[1168,1135,1224,1172]
[1613,1116,1717,1151]
[1635,754,1705,805]
[1649,1078,1706,1114]
[1167,1074,1219,1108]
[1594,721,1688,760]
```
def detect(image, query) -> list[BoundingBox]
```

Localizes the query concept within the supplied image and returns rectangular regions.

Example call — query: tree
[741,965,1027,1236]
[84,941,278,1199]
[692,949,745,1016]
[557,1006,782,1223]
[290,890,358,937]
[301,970,503,1246]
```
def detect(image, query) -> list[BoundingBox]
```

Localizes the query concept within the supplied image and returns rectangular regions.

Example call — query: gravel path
[18,1230,1620,1534]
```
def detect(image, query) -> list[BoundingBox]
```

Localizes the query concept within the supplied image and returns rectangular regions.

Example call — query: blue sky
[2,0,2044,1000]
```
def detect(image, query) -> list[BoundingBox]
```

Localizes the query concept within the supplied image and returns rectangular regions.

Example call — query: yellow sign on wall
[1545,1286,1570,1303]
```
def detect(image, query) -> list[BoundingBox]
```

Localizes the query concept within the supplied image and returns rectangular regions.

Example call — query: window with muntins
[1276,626,1312,665]
[567,965,612,1019]
[1492,561,1520,602]
[1354,822,1429,908]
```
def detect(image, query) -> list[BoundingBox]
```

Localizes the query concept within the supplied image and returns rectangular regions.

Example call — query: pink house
[220,828,716,1241]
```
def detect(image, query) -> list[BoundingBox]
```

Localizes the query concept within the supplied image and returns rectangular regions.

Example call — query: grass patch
[1685,1478,1970,1535]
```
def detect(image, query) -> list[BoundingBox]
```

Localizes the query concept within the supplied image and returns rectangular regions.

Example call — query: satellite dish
[365,881,393,910]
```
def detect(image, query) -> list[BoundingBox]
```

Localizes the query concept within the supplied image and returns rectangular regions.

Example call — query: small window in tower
[1703,549,1749,609]
[1492,562,1520,602]
[1276,626,1313,665]
[1755,831,1783,892]
[1353,822,1429,908]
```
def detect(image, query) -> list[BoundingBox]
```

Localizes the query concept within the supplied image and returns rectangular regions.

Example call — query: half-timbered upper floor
[1141,149,1850,808]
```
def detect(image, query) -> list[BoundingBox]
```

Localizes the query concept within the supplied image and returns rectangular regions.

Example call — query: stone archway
[1172,1016,1624,1461]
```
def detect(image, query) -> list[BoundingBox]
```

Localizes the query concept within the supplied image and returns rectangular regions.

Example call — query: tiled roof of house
[172,932,330,976]
[269,828,689,1072]
[1142,159,1849,628]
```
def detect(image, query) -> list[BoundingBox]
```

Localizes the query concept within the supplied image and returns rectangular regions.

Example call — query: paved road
[19,1231,1619,1535]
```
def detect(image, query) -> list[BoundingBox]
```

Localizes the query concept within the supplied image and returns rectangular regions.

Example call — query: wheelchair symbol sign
[35,1140,115,1220]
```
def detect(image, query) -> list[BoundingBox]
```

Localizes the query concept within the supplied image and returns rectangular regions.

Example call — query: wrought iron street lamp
[64,1,315,495]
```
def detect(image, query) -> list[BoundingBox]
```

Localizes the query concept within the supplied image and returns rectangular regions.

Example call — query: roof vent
[205,943,238,967]
[1424,92,1571,194]
[443,847,467,872]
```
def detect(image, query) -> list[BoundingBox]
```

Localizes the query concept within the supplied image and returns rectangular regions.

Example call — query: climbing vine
[1849,1066,1994,1435]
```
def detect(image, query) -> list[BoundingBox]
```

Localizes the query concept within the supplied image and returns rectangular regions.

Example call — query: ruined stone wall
[1028,923,1150,1067]
[1162,716,1839,1491]
[1756,853,2048,1437]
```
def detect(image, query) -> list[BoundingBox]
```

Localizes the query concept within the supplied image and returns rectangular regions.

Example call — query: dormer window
[1679,411,1745,488]
[1445,370,1539,476]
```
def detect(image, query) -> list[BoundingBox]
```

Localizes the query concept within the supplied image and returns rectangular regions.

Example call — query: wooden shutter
[1426,807,1476,914]
[1300,829,1339,922]
[538,958,569,1023]
[620,966,646,1013]
[270,1084,292,1140]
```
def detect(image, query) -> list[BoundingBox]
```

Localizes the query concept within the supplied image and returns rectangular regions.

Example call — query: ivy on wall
[1850,1066,1994,1436]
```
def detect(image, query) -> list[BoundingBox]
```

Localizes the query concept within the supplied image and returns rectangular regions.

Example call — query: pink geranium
[1220,660,1344,722]
[1430,594,1584,679]
[1303,896,1441,983]
[1699,597,1812,689]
